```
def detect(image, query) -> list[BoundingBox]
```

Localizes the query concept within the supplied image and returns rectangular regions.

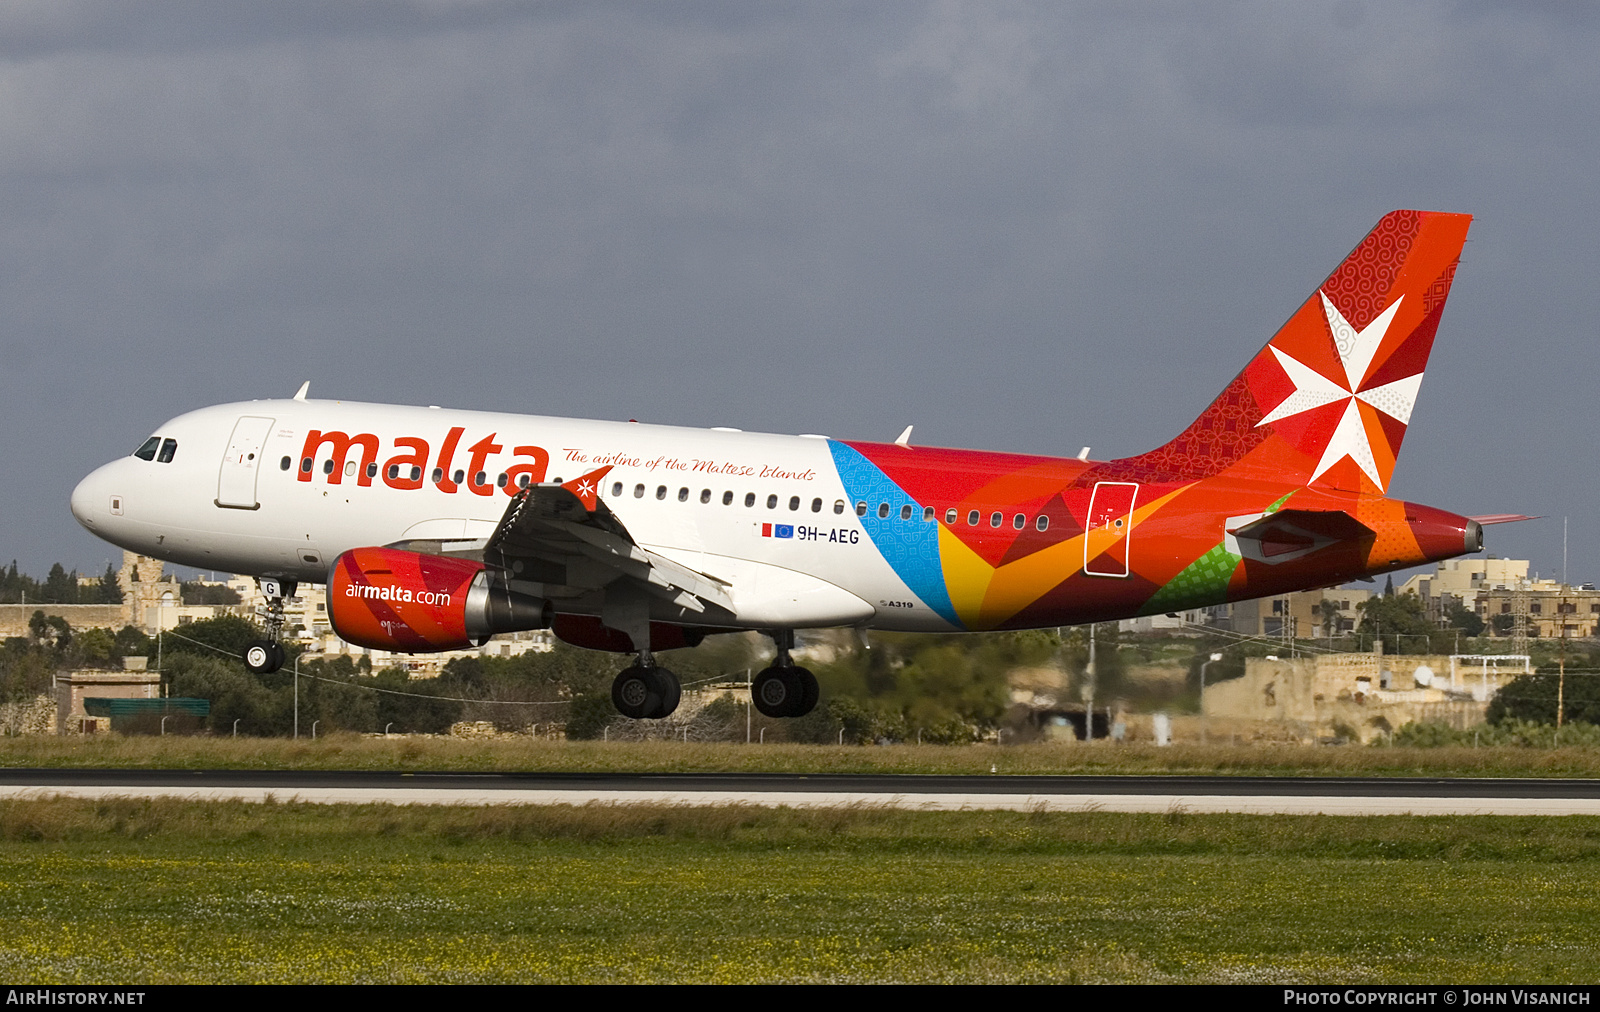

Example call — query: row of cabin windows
[613,482,848,514]
[879,504,1050,532]
[276,461,1050,531]
[282,455,549,489]
[604,481,1049,531]
[133,436,178,464]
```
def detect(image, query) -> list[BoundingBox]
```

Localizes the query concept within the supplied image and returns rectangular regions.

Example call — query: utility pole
[1200,652,1222,744]
[1559,518,1569,733]
[1558,586,1568,731]
[1081,624,1097,742]
[1512,582,1530,657]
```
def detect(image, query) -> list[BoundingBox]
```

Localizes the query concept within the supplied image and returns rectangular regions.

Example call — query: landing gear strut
[244,578,295,676]
[611,655,682,720]
[752,629,819,718]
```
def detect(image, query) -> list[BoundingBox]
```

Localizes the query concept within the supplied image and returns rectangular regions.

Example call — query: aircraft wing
[1468,514,1540,526]
[1226,509,1374,565]
[481,465,734,616]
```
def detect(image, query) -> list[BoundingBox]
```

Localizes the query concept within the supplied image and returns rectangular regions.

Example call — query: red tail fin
[1109,210,1472,493]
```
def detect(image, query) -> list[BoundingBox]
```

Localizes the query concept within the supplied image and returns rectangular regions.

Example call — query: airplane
[70,209,1517,721]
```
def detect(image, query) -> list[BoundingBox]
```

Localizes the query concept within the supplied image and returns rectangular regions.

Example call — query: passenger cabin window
[612,482,623,497]
[900,505,912,521]
[346,461,357,477]
[833,500,845,515]
[811,498,823,513]
[322,459,335,475]
[134,436,160,461]
[990,512,1003,528]
[433,468,444,483]
[634,484,646,498]
[745,493,756,507]
[280,456,292,471]
[453,470,465,485]
[923,507,934,522]
[678,487,689,502]
[366,462,378,479]
[1013,513,1025,530]
[767,494,778,509]
[877,503,890,519]
[945,508,957,524]
[518,474,531,488]
[157,438,177,464]
[474,471,487,487]
[701,489,712,504]
[789,496,800,511]
[723,491,734,505]
[1036,515,1049,532]
[967,510,980,526]
[856,502,867,516]
[301,458,313,473]
[656,485,667,500]
[497,473,509,488]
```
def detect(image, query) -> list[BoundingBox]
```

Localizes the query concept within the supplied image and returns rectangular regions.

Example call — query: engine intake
[328,546,551,652]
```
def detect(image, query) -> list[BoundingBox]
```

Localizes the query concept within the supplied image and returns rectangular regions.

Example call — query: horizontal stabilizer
[1226,509,1373,565]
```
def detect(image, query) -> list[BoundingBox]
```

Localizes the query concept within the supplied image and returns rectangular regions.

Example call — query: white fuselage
[70,399,943,632]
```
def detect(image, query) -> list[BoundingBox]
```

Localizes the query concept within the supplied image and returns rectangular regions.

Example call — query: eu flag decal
[760,524,795,539]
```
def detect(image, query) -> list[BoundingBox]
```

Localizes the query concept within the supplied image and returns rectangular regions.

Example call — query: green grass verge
[6,734,1600,777]
[0,798,1597,983]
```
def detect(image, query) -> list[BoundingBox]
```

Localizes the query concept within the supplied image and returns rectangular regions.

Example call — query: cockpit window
[156,438,177,464]
[134,436,160,461]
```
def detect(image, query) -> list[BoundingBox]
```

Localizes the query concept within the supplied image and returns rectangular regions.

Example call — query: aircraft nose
[71,465,113,531]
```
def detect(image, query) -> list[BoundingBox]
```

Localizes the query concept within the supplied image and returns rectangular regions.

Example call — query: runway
[4,769,1600,815]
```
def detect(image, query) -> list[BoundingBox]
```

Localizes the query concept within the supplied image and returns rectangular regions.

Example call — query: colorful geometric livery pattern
[835,211,1478,632]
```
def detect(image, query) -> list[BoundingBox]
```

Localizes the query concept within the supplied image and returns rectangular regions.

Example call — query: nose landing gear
[243,577,296,676]
[244,640,286,676]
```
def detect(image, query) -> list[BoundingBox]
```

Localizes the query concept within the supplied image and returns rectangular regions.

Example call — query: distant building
[55,657,162,734]
[1203,650,1530,743]
[1223,588,1372,639]
[1477,585,1600,639]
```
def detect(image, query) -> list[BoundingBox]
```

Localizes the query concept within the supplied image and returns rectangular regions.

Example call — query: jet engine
[327,546,551,652]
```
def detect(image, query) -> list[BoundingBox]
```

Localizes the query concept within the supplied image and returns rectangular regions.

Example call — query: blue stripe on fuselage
[827,441,958,626]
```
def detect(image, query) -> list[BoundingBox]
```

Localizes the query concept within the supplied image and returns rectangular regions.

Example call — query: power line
[158,628,572,706]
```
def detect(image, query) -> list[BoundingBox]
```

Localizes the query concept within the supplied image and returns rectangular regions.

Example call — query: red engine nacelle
[551,614,708,653]
[328,547,551,652]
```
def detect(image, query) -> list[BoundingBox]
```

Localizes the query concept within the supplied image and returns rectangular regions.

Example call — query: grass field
[5,733,1600,778]
[0,797,1597,983]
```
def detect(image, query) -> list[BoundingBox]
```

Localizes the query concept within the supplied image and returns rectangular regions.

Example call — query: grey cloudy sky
[5,1,1597,584]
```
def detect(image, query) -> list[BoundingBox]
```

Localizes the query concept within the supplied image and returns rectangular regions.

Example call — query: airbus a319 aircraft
[72,210,1518,721]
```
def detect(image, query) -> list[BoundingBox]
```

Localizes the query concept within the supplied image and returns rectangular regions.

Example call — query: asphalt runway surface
[4,769,1600,814]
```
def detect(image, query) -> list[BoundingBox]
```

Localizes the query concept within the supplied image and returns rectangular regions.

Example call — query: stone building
[1224,587,1372,640]
[55,657,163,734]
[1477,585,1600,640]
[1202,648,1529,743]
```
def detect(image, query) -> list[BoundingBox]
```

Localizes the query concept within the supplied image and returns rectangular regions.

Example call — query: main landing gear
[611,657,682,720]
[752,630,819,719]
[243,578,295,676]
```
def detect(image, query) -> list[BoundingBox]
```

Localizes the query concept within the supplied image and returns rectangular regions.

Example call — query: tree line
[0,561,123,605]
